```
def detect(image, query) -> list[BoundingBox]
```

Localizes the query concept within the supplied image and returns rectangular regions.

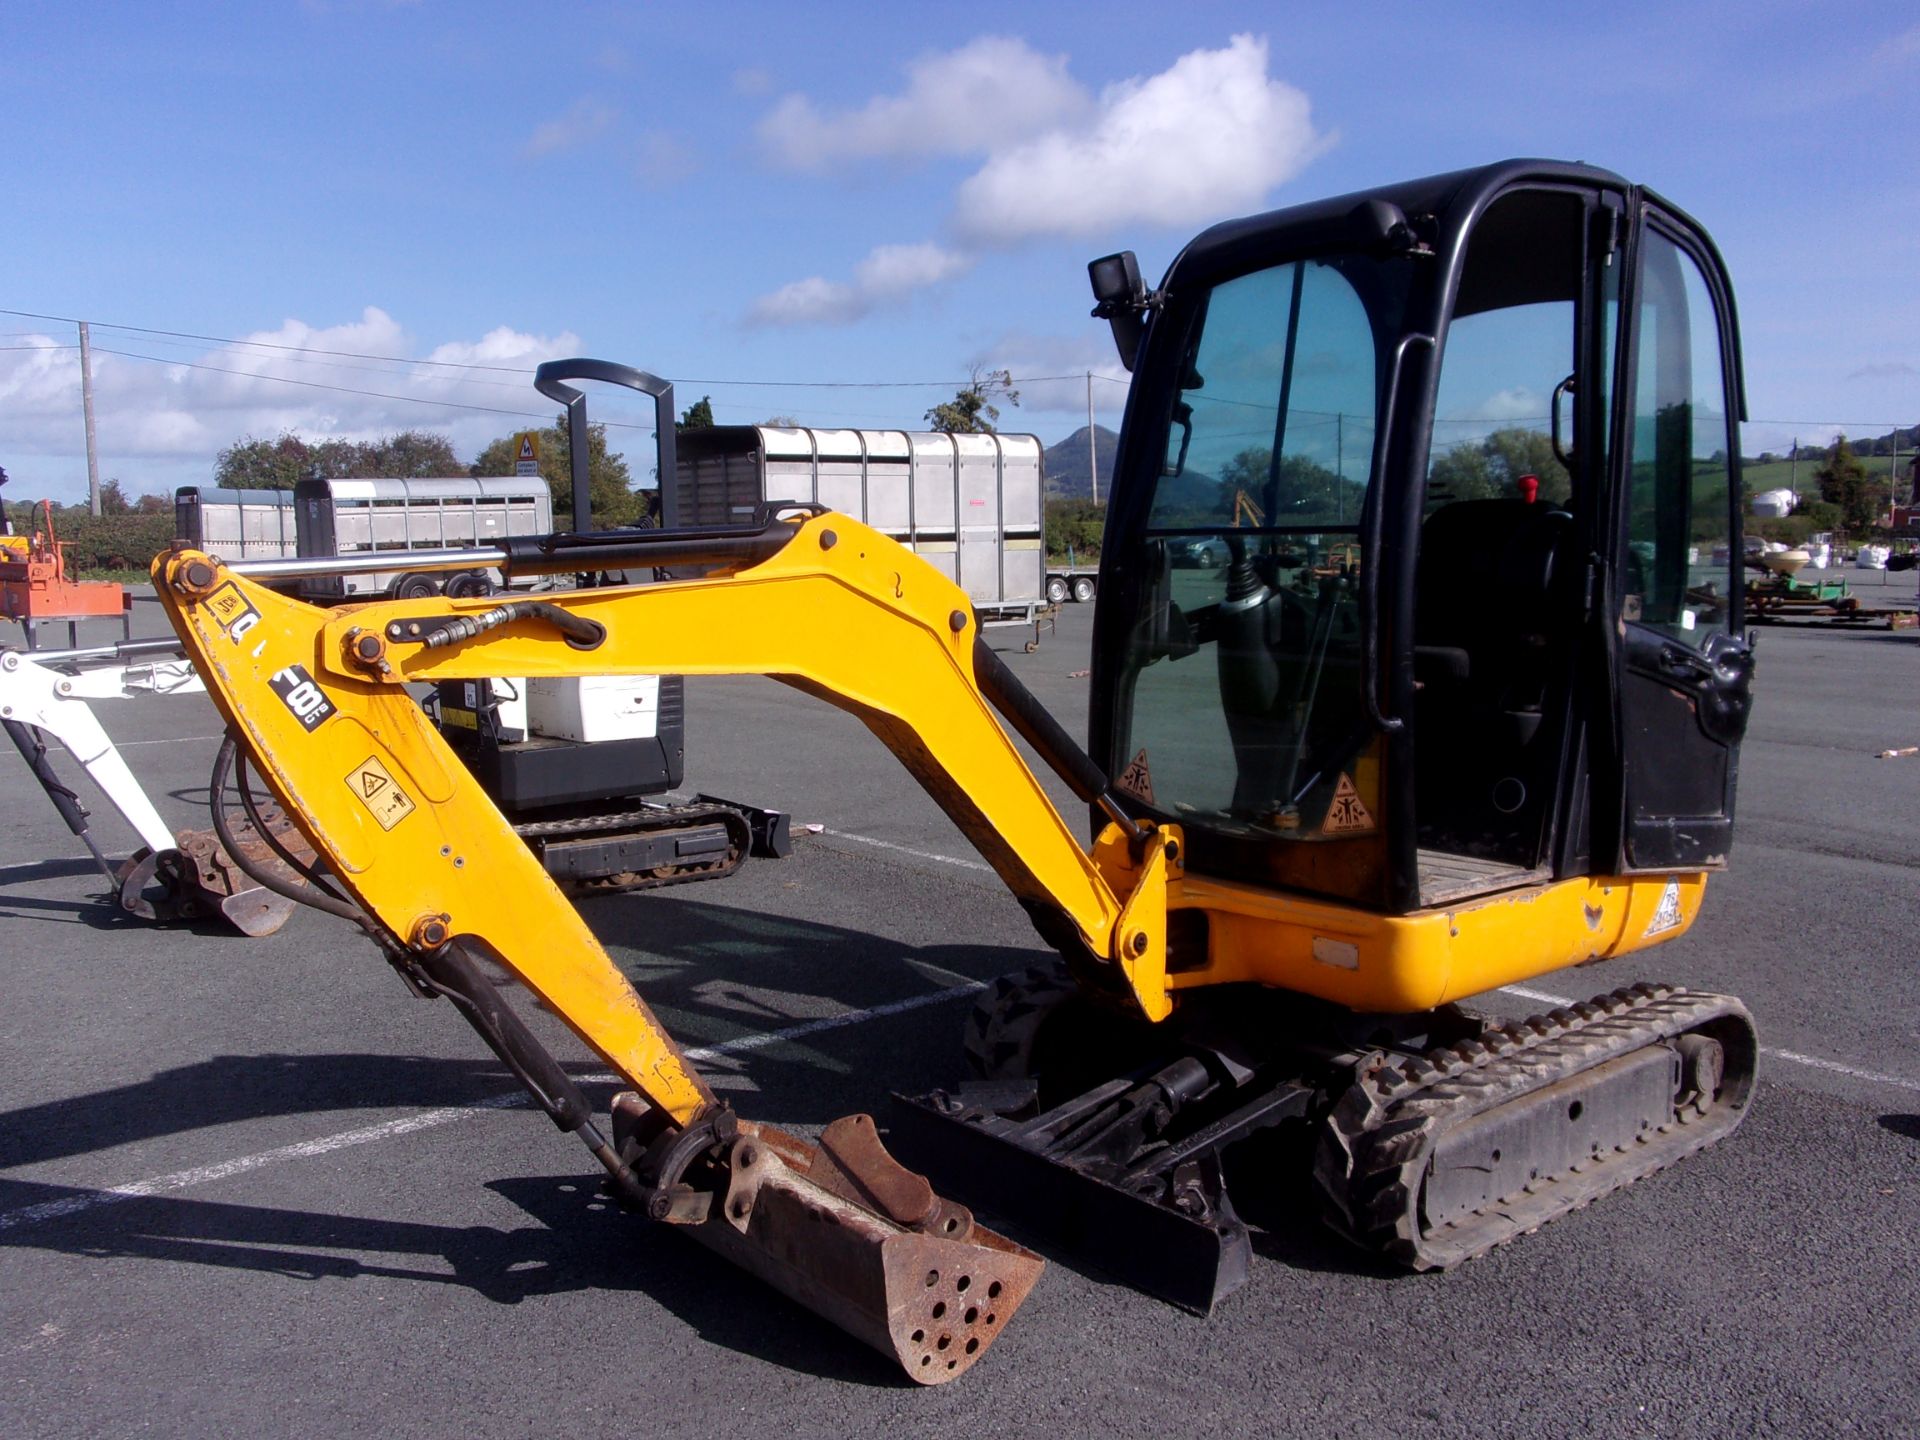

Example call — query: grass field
[1742,454,1909,499]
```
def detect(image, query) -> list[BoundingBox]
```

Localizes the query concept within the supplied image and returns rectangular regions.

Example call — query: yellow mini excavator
[155,160,1759,1382]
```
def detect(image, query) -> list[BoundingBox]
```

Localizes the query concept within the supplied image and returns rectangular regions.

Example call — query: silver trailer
[177,477,553,600]
[176,476,554,599]
[174,486,300,562]
[672,427,1046,624]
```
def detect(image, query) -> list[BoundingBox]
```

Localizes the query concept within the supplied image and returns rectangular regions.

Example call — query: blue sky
[4,1,1916,504]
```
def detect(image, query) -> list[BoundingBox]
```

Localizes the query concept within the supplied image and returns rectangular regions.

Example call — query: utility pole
[1789,436,1798,501]
[78,321,101,516]
[1086,371,1098,504]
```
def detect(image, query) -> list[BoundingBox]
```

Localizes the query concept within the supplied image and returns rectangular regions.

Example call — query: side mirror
[1088,251,1147,372]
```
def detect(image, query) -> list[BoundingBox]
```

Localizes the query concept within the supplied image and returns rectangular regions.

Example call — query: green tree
[1045,499,1106,560]
[473,419,642,526]
[99,478,132,514]
[678,395,714,430]
[214,432,314,489]
[1814,435,1875,532]
[358,430,464,477]
[214,429,465,488]
[925,367,1019,434]
[1427,427,1571,506]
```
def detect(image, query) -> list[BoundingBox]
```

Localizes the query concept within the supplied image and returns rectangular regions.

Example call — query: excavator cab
[1091,160,1755,915]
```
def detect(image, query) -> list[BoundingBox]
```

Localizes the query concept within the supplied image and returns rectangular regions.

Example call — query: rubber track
[1314,983,1756,1271]
[513,803,748,894]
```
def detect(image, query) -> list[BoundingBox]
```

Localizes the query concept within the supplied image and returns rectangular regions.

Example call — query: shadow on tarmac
[0,1172,902,1387]
[1879,1114,1920,1140]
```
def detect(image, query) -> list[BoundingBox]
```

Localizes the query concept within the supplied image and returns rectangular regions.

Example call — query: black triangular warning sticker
[1116,748,1155,806]
[361,773,387,797]
[1322,772,1375,835]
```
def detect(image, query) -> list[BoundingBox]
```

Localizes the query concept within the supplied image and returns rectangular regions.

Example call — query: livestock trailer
[671,427,1047,625]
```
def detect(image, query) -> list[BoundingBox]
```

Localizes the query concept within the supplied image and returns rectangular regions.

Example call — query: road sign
[513,432,541,478]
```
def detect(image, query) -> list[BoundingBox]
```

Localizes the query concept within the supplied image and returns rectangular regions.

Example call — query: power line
[0,304,1121,392]
[90,346,568,423]
[0,306,533,375]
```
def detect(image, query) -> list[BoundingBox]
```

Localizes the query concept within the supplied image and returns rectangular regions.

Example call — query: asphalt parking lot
[2,595,1916,1438]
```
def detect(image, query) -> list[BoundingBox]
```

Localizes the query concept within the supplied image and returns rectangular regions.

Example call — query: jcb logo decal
[205,582,262,643]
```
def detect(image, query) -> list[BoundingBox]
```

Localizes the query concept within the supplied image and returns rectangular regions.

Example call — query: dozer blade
[617,1103,1042,1384]
[886,1088,1253,1315]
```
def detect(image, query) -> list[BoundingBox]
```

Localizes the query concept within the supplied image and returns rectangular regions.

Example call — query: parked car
[1171,536,1230,568]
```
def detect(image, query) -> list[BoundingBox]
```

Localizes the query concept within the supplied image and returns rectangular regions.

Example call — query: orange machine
[0,500,130,648]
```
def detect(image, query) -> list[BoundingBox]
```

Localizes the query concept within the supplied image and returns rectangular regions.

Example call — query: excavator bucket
[615,1103,1042,1384]
[113,804,316,937]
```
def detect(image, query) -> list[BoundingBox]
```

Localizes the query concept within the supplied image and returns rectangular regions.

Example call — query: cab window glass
[1117,254,1406,851]
[1626,230,1736,640]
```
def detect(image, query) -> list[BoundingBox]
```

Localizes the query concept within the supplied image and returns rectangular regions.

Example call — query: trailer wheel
[1046,576,1069,605]
[444,570,494,600]
[1070,575,1096,604]
[393,573,439,601]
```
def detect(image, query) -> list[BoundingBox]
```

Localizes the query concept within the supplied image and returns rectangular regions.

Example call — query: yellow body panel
[1167,868,1705,1013]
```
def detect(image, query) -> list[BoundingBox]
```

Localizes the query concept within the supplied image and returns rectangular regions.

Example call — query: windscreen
[1109,251,1412,903]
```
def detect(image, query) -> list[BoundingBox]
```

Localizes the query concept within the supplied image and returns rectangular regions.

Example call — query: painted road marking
[0,981,986,1234]
[819,827,993,873]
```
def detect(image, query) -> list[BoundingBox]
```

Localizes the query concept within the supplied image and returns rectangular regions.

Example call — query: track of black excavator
[1314,983,1757,1271]
[513,801,751,894]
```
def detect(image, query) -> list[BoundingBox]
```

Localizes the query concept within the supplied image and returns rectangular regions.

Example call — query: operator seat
[1413,496,1573,858]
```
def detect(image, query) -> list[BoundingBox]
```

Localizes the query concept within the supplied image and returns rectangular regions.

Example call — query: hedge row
[3,505,175,575]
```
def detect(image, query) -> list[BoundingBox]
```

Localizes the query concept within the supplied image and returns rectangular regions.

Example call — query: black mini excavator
[157,160,1759,1381]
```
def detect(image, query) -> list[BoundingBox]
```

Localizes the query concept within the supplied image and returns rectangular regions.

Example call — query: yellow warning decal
[345,755,416,830]
[1116,748,1156,806]
[204,582,261,641]
[1322,772,1375,835]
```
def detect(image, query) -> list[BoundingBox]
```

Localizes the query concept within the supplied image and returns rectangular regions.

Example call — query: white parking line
[0,981,985,1234]
[116,734,223,747]
[818,828,993,873]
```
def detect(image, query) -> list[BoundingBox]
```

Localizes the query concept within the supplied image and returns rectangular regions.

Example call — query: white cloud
[0,311,582,503]
[1870,23,1920,68]
[1457,387,1546,424]
[520,98,617,159]
[854,242,972,296]
[747,243,973,328]
[953,35,1328,244]
[972,331,1132,419]
[633,129,698,187]
[732,66,773,97]
[759,36,1087,170]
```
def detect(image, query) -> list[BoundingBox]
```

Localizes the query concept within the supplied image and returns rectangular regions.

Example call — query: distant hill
[1043,425,1119,500]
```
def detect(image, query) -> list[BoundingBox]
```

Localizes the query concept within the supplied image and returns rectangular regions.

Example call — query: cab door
[1607,203,1754,871]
